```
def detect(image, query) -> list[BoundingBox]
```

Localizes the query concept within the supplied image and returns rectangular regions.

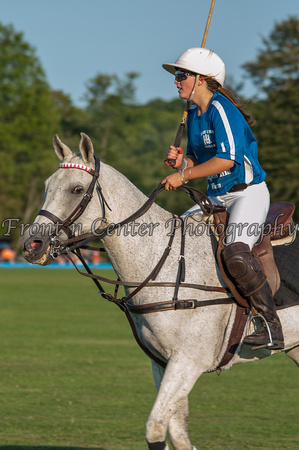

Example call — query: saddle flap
[265,201,295,240]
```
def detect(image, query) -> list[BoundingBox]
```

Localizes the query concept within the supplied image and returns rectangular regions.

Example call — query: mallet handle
[167,0,216,166]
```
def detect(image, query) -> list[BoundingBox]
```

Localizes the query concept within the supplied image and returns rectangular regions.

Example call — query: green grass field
[0,267,298,449]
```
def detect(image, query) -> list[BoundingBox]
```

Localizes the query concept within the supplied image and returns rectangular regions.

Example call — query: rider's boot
[221,242,284,350]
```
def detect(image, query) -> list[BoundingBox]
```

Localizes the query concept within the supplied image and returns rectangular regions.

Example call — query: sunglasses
[174,70,196,82]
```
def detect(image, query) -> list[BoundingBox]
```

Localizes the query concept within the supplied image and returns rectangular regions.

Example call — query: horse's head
[22,133,105,265]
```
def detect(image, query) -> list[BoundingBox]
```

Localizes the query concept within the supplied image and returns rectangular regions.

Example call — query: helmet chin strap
[188,74,200,102]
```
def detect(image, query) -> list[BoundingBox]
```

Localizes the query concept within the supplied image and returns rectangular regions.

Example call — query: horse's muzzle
[22,235,53,265]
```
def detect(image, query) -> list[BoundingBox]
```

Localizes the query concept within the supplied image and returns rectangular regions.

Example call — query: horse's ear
[53,134,73,161]
[79,133,94,165]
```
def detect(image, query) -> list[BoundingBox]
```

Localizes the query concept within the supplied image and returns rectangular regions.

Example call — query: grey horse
[22,133,299,450]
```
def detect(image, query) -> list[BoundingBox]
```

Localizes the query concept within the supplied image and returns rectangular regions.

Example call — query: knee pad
[222,242,266,296]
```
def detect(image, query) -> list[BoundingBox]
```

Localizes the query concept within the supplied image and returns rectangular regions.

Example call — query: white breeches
[182,182,270,250]
[210,181,270,249]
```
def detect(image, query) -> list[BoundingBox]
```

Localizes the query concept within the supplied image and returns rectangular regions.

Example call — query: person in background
[162,47,284,349]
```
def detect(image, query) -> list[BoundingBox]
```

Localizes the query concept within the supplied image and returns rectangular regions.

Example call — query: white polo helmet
[163,47,225,87]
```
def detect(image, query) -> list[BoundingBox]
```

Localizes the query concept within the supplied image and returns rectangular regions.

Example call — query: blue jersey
[186,92,266,196]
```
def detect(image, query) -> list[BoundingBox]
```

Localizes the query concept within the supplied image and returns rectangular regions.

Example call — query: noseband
[37,156,107,258]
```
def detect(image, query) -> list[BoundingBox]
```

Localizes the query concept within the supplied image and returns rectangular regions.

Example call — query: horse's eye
[72,186,84,194]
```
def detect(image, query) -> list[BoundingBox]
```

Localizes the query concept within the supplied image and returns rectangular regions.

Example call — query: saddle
[212,201,296,308]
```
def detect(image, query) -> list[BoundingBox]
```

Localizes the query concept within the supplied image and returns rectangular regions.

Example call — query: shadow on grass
[0,447,107,450]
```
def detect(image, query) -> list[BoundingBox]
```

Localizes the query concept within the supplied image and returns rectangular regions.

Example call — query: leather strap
[214,304,248,370]
[228,182,248,193]
[126,297,235,314]
[37,209,73,239]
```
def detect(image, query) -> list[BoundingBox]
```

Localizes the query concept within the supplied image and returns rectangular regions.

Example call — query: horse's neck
[100,163,171,223]
[98,163,172,279]
[95,163,222,293]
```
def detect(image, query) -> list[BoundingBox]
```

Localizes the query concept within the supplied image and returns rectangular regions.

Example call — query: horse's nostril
[26,240,43,252]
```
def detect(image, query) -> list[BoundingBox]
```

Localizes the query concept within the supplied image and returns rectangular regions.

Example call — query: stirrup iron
[248,312,275,350]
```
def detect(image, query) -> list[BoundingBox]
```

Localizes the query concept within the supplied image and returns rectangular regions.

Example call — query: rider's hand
[162,172,183,191]
[164,146,184,169]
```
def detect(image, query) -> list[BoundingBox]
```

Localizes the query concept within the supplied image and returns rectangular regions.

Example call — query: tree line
[0,17,298,248]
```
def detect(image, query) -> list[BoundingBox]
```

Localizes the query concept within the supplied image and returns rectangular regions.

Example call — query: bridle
[37,156,109,259]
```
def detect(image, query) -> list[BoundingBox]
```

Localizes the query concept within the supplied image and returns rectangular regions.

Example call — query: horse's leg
[168,396,197,450]
[147,357,202,450]
[150,362,197,450]
[149,362,170,450]
[285,345,299,367]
